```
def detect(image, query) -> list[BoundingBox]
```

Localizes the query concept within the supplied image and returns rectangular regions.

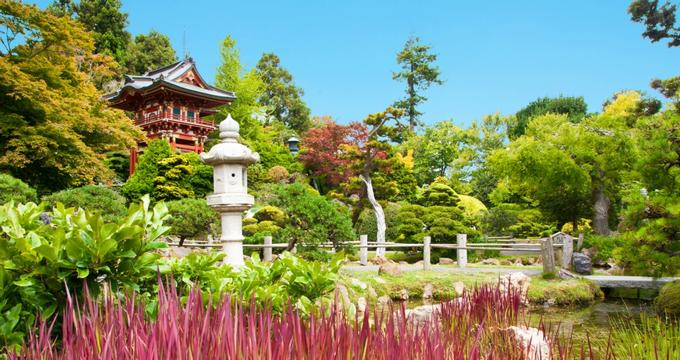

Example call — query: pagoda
[105,57,235,174]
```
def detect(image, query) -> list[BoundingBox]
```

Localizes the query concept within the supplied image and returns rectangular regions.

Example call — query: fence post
[541,237,556,274]
[359,234,368,266]
[423,236,431,270]
[576,233,584,251]
[456,234,467,268]
[562,235,574,270]
[263,236,273,262]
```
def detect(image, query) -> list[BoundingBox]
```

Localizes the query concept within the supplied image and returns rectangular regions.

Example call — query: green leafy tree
[153,154,195,201]
[617,110,680,276]
[508,96,587,139]
[269,183,355,251]
[42,185,127,222]
[408,120,475,185]
[122,140,173,200]
[629,0,680,47]
[105,150,130,182]
[0,173,37,204]
[0,1,140,193]
[166,198,219,246]
[256,53,311,133]
[468,113,509,205]
[392,36,443,131]
[125,30,177,74]
[214,36,264,140]
[73,0,130,65]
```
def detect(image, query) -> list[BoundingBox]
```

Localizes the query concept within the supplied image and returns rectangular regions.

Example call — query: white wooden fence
[169,232,578,273]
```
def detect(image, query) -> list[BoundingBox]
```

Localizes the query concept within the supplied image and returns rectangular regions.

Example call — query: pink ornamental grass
[11,281,607,359]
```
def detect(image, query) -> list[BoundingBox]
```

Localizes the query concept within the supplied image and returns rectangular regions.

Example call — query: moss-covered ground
[339,268,604,307]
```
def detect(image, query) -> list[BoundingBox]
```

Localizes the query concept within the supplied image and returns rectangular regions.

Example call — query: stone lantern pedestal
[201,114,259,266]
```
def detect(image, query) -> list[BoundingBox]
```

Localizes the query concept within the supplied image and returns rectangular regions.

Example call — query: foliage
[165,198,219,245]
[214,36,264,141]
[354,202,401,242]
[369,158,418,203]
[0,1,140,192]
[608,313,680,359]
[269,183,355,250]
[246,123,301,173]
[480,207,518,236]
[300,121,364,191]
[0,174,37,205]
[508,96,587,139]
[256,53,311,133]
[419,182,460,207]
[392,36,443,131]
[408,120,475,185]
[457,194,488,218]
[267,165,290,183]
[628,0,680,47]
[655,280,680,317]
[42,185,127,223]
[153,154,195,201]
[124,30,177,75]
[69,0,130,65]
[104,150,130,182]
[121,140,173,201]
[468,113,508,205]
[0,196,169,349]
[617,110,680,276]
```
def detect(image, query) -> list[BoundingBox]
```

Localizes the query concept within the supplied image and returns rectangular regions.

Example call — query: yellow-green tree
[0,1,140,192]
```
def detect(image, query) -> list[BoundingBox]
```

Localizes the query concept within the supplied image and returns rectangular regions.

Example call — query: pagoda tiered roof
[104,57,235,110]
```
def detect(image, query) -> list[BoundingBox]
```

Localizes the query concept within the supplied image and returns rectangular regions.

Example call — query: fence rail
[169,232,576,273]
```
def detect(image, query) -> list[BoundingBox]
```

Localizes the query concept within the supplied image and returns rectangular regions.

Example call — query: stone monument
[201,114,259,266]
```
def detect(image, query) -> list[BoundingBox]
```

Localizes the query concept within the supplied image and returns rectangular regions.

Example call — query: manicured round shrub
[457,194,487,218]
[655,280,680,317]
[165,198,219,245]
[42,185,127,222]
[254,205,287,224]
[0,173,37,204]
[267,166,290,183]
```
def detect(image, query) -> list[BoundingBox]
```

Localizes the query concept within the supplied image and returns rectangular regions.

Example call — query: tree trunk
[591,183,611,235]
[360,174,386,257]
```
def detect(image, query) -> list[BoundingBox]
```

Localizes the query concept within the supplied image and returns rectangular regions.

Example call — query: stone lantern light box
[200,114,260,266]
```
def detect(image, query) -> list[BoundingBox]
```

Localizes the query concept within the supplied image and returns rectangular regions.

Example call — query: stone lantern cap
[200,114,260,165]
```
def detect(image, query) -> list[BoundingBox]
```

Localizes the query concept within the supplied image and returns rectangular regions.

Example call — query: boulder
[501,326,550,360]
[350,278,367,290]
[453,281,465,296]
[438,257,454,265]
[398,289,409,301]
[499,272,531,305]
[572,252,592,274]
[399,261,408,265]
[481,258,501,266]
[404,304,442,327]
[378,262,402,277]
[514,260,524,267]
[422,283,434,300]
[500,259,513,266]
[371,256,390,265]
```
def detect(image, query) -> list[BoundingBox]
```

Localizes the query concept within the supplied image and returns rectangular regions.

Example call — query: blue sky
[34,0,679,127]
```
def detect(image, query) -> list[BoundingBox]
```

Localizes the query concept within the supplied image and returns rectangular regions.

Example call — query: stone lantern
[201,114,259,266]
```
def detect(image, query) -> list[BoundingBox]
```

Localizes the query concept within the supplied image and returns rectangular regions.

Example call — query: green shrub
[122,140,173,201]
[254,205,287,224]
[42,185,127,222]
[354,202,401,242]
[0,173,37,204]
[656,281,680,317]
[165,198,219,245]
[582,234,625,264]
[0,195,169,349]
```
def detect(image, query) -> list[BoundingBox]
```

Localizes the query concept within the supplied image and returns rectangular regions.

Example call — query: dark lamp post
[286,137,300,155]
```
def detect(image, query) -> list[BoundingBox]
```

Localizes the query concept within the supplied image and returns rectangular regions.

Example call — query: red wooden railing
[136,112,214,127]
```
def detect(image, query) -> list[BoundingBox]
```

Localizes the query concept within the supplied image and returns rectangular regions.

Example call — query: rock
[514,260,524,267]
[357,297,367,313]
[377,295,392,306]
[527,257,536,265]
[374,277,387,284]
[501,326,550,360]
[350,278,367,290]
[371,256,390,265]
[399,289,409,301]
[452,281,465,296]
[499,272,531,305]
[169,246,192,258]
[481,258,501,266]
[404,304,442,327]
[544,298,556,307]
[422,283,434,300]
[334,284,351,305]
[438,257,454,265]
[399,261,408,265]
[378,262,402,277]
[414,260,424,266]
[367,285,378,299]
[500,259,513,266]
[572,252,593,274]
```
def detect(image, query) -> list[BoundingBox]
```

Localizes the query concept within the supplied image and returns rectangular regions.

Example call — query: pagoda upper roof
[104,58,236,110]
